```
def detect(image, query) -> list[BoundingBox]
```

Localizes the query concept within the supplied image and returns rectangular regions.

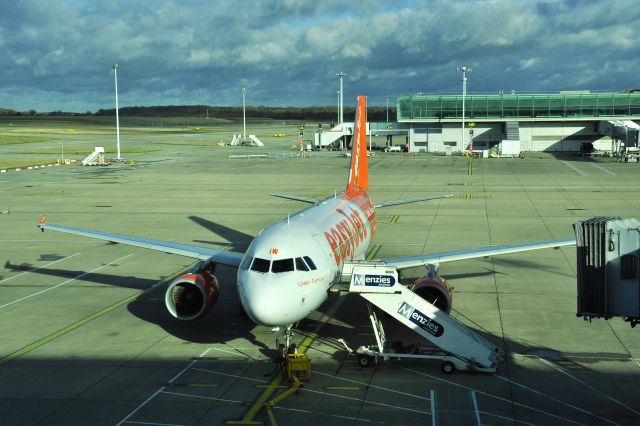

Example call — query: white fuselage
[237,191,376,326]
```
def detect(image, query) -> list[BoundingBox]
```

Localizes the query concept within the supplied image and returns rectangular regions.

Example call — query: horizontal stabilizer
[269,193,319,204]
[374,194,453,208]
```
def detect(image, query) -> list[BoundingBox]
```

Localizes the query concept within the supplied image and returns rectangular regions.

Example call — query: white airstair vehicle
[339,265,503,373]
[81,147,108,166]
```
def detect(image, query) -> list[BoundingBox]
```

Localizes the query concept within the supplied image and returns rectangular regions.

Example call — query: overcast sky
[1,0,639,112]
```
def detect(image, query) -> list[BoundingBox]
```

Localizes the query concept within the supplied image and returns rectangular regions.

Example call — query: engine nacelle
[165,270,220,321]
[410,276,453,313]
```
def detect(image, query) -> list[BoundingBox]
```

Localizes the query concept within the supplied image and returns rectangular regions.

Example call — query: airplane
[37,96,575,353]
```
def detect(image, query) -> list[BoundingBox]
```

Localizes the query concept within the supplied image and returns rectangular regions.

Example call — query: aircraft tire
[441,361,455,374]
[358,355,372,368]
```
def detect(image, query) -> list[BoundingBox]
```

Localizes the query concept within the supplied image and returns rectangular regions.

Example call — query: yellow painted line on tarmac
[468,157,473,175]
[0,263,194,365]
[255,384,289,389]
[389,215,399,225]
[231,292,347,425]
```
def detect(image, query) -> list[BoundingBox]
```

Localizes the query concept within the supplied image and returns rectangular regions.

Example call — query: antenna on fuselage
[287,212,290,227]
[334,189,337,198]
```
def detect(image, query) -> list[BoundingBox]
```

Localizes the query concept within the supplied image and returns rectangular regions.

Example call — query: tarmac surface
[1,123,639,425]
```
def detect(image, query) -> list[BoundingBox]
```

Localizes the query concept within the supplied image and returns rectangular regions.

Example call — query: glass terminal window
[295,257,309,271]
[303,256,317,270]
[250,257,270,273]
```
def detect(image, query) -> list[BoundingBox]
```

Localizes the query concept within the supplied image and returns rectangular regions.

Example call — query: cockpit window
[303,256,317,270]
[250,257,270,273]
[272,258,294,273]
[240,256,253,271]
[295,257,309,271]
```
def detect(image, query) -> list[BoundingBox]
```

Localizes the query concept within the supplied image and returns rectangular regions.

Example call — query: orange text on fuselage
[324,207,367,265]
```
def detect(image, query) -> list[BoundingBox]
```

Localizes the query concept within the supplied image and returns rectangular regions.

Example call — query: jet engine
[165,261,220,321]
[409,264,453,313]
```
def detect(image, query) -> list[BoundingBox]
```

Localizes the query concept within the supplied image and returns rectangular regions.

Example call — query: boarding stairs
[230,134,264,147]
[341,265,502,372]
[82,147,108,166]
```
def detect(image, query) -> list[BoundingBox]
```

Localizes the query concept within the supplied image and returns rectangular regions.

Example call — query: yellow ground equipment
[285,353,310,382]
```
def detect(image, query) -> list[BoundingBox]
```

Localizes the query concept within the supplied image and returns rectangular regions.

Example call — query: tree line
[1,105,397,121]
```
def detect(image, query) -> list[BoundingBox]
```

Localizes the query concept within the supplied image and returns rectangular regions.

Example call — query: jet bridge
[340,265,502,372]
[597,120,640,161]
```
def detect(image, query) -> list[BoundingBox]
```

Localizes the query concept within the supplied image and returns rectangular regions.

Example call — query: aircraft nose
[240,275,294,327]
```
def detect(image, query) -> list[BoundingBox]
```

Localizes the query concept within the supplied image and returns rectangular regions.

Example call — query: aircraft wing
[375,238,575,270]
[269,193,319,204]
[37,217,244,266]
[374,194,453,208]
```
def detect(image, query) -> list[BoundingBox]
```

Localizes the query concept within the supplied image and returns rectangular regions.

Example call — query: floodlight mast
[337,91,341,123]
[113,64,121,159]
[386,98,390,123]
[336,72,347,123]
[457,66,472,151]
[242,87,247,141]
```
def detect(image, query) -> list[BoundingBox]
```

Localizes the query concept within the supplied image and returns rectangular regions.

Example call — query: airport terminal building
[396,91,640,153]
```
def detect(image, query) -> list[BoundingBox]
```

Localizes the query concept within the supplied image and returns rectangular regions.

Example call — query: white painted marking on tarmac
[371,161,383,169]
[561,161,587,176]
[272,405,392,425]
[470,391,481,426]
[0,253,134,310]
[495,374,618,425]
[117,388,165,426]
[124,421,188,426]
[514,353,631,361]
[535,356,639,417]
[0,252,81,284]
[589,163,616,175]
[431,389,437,426]
[313,370,429,401]
[116,347,212,426]
[480,410,539,426]
[302,387,429,415]
[209,345,260,361]
[396,365,584,425]
[160,390,242,404]
[190,367,266,383]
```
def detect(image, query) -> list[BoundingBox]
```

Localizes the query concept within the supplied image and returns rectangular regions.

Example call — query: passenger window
[295,257,309,271]
[303,256,317,270]
[250,257,270,273]
[272,258,294,273]
[240,256,253,271]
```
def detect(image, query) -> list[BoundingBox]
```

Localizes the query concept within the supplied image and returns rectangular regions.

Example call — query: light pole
[241,87,247,141]
[386,98,390,123]
[113,64,121,159]
[337,91,341,124]
[336,72,347,123]
[457,66,471,151]
[61,142,64,163]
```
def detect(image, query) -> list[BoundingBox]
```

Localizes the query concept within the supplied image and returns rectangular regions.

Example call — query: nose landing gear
[275,324,297,358]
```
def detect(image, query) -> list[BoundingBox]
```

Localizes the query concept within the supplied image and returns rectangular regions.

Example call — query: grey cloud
[1,0,639,112]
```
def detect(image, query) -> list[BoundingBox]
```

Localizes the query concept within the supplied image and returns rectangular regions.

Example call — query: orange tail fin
[346,95,368,193]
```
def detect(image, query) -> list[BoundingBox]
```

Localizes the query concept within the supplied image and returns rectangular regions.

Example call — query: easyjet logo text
[324,208,367,265]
